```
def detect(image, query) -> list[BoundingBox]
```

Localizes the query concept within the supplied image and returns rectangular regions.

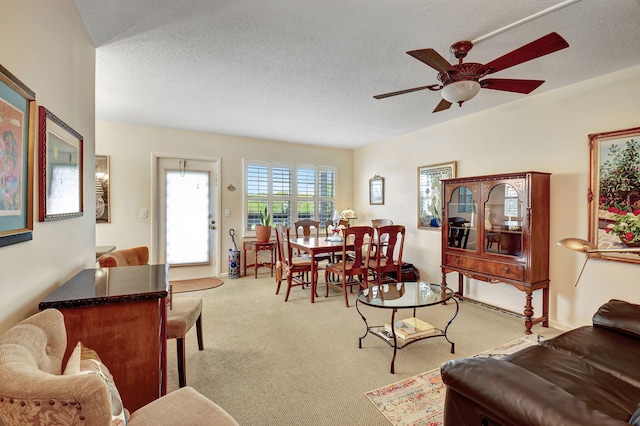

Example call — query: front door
[156,156,219,280]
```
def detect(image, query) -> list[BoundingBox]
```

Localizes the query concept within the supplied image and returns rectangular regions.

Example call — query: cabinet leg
[523,291,534,335]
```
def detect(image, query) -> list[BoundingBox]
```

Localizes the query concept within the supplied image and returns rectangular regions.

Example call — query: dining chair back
[294,220,320,238]
[371,218,394,244]
[324,225,374,307]
[368,225,405,285]
[448,217,470,249]
[371,218,393,228]
[98,246,203,388]
[295,220,331,264]
[275,224,315,301]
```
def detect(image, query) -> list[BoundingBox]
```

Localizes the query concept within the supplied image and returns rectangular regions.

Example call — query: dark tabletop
[39,264,169,310]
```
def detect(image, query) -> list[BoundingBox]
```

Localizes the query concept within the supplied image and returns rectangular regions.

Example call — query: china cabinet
[441,171,550,334]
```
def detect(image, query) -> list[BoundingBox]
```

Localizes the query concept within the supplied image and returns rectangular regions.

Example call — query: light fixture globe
[441,80,481,104]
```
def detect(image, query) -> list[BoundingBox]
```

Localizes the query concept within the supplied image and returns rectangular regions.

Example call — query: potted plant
[605,205,640,247]
[255,206,272,242]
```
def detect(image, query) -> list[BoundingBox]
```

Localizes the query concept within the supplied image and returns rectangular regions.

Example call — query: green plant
[599,139,640,211]
[605,205,640,244]
[259,206,271,227]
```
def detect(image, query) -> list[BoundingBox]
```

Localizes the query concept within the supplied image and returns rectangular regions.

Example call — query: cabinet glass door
[484,183,523,256]
[447,186,477,250]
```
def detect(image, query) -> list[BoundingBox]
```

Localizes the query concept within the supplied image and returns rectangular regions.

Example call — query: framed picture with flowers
[588,126,640,264]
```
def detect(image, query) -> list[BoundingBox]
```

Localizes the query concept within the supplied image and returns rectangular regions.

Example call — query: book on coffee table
[384,317,435,340]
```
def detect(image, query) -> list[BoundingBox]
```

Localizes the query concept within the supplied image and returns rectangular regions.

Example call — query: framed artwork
[369,175,384,205]
[588,126,640,264]
[95,155,111,223]
[418,161,456,230]
[38,106,84,221]
[0,65,35,248]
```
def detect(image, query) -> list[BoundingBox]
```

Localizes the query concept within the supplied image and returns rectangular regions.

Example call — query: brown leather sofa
[441,299,640,426]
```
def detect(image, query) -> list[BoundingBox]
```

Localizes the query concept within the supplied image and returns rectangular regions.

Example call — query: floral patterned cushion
[0,396,86,424]
[64,342,127,425]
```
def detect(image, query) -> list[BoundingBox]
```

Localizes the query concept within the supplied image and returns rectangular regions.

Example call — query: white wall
[0,0,95,333]
[95,121,354,278]
[354,65,640,330]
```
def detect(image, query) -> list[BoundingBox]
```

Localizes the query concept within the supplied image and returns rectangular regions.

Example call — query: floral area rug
[365,334,542,426]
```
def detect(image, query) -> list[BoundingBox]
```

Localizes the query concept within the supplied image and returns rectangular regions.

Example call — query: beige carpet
[169,277,224,293]
[164,274,562,425]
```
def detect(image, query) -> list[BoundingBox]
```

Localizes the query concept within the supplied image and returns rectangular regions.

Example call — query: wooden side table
[243,240,276,278]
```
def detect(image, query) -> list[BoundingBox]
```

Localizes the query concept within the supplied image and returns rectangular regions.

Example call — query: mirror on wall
[38,106,83,222]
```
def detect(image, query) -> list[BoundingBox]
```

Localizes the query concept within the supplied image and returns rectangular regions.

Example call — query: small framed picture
[38,106,84,221]
[369,175,384,205]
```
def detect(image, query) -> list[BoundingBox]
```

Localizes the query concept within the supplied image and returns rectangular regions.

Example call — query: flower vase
[255,225,271,242]
[618,235,640,248]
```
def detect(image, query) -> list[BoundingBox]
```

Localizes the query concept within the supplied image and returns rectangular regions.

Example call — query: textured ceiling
[74,0,640,149]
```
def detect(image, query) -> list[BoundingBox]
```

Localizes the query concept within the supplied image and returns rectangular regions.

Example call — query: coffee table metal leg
[390,308,398,374]
[356,300,369,348]
[443,296,459,354]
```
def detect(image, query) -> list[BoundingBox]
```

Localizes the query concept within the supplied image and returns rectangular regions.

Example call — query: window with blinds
[245,161,336,233]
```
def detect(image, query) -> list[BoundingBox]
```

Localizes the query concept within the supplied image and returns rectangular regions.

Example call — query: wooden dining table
[287,237,353,303]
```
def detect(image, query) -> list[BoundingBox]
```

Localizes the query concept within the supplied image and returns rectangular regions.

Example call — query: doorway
[155,156,220,280]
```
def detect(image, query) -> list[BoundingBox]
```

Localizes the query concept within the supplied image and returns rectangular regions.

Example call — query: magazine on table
[384,317,435,340]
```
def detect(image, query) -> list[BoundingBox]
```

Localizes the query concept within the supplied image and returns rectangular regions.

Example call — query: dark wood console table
[39,264,169,412]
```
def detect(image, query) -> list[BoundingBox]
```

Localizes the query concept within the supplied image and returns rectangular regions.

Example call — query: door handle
[210,219,216,230]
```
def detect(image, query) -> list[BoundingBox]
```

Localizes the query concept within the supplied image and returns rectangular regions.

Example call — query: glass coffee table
[356,282,458,373]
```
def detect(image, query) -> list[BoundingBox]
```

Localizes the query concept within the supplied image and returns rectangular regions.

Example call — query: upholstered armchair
[0,309,237,425]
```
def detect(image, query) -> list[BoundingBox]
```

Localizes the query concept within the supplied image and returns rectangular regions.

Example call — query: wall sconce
[557,237,640,286]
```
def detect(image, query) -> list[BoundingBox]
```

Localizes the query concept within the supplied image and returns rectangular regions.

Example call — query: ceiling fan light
[441,80,481,103]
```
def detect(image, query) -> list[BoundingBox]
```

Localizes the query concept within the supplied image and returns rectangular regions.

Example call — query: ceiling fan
[374,32,569,113]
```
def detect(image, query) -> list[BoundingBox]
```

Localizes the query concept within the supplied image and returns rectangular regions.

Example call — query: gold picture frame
[418,162,456,230]
[588,126,640,264]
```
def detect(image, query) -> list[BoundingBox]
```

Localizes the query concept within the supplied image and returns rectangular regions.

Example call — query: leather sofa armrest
[593,299,640,340]
[440,358,628,426]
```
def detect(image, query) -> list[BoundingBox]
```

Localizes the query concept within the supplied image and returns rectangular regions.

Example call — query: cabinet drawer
[445,254,524,281]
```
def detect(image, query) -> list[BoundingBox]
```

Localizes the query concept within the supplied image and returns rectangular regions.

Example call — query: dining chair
[294,220,332,264]
[98,246,203,388]
[275,224,316,301]
[448,217,470,249]
[323,219,350,280]
[324,225,373,307]
[371,218,394,259]
[368,225,405,285]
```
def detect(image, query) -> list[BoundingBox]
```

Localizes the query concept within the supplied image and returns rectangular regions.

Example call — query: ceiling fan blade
[373,85,435,99]
[407,49,455,74]
[480,78,545,94]
[479,32,569,75]
[433,98,452,113]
